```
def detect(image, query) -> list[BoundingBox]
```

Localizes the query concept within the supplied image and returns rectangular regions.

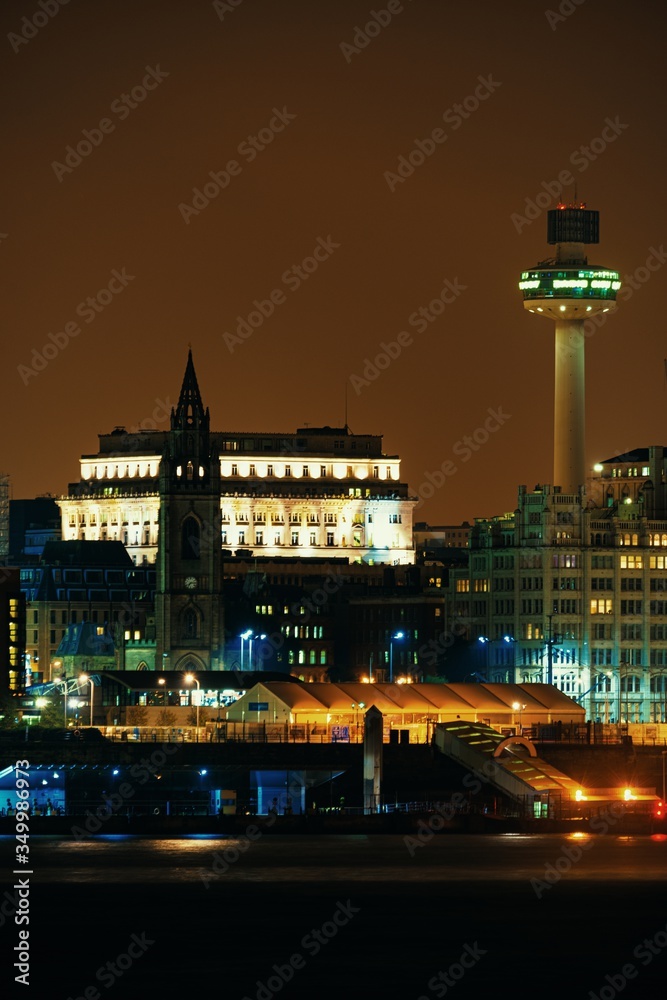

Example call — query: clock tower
[155,351,223,672]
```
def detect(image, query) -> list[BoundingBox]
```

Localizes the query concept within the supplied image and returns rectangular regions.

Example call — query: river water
[2,834,666,997]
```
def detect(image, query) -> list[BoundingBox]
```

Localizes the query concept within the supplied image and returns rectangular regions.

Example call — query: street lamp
[184,673,200,741]
[389,631,405,683]
[503,635,518,684]
[239,629,252,670]
[79,673,94,727]
[477,636,490,681]
[248,633,267,671]
[512,701,526,734]
[52,676,68,728]
[351,701,366,742]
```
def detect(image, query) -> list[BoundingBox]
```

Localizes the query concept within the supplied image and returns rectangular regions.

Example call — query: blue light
[200,769,208,776]
[112,769,119,776]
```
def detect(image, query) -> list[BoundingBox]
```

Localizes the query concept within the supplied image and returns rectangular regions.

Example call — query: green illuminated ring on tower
[519,267,621,302]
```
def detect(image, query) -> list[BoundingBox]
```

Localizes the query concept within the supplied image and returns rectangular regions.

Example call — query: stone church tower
[155,351,223,671]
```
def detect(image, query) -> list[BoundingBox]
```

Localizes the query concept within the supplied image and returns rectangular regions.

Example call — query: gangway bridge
[434,720,581,818]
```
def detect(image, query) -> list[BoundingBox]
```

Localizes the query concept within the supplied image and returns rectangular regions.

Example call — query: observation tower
[520,203,621,494]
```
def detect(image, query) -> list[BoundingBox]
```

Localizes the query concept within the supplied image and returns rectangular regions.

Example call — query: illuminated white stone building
[58,354,416,567]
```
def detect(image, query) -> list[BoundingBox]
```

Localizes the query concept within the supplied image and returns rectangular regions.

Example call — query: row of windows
[227,463,394,479]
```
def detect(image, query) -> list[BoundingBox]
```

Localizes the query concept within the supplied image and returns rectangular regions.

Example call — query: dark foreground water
[2,834,667,998]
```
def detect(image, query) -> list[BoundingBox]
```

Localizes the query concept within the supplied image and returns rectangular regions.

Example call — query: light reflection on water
[4,833,664,884]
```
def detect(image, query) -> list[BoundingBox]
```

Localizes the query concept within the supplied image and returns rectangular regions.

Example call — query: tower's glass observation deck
[520,267,621,303]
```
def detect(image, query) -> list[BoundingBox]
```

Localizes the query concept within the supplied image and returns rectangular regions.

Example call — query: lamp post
[512,701,526,734]
[477,636,490,681]
[53,676,68,728]
[389,631,405,683]
[184,673,200,741]
[240,630,252,670]
[79,673,94,727]
[503,635,518,684]
[351,702,366,742]
[248,633,267,672]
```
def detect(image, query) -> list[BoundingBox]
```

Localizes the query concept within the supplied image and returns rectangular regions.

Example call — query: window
[591,648,613,665]
[303,465,309,477]
[291,531,299,545]
[591,578,613,590]
[181,516,200,560]
[255,531,264,545]
[620,554,643,569]
[231,464,238,476]
[182,609,198,639]
[285,465,292,477]
[621,578,643,591]
[389,514,402,524]
[238,530,246,544]
[620,600,642,615]
[326,531,334,546]
[651,600,667,615]
[249,464,256,476]
[590,599,613,614]
[456,579,470,593]
[267,464,273,476]
[621,624,642,640]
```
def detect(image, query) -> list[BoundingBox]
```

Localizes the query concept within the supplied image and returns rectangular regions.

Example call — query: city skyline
[4,0,667,527]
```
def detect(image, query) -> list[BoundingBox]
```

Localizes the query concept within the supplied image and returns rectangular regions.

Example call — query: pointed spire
[173,350,207,429]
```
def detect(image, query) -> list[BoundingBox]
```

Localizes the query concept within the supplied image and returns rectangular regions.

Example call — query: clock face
[184,576,197,590]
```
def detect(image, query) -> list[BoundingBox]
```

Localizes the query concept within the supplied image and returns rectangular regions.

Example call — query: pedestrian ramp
[433,720,580,809]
